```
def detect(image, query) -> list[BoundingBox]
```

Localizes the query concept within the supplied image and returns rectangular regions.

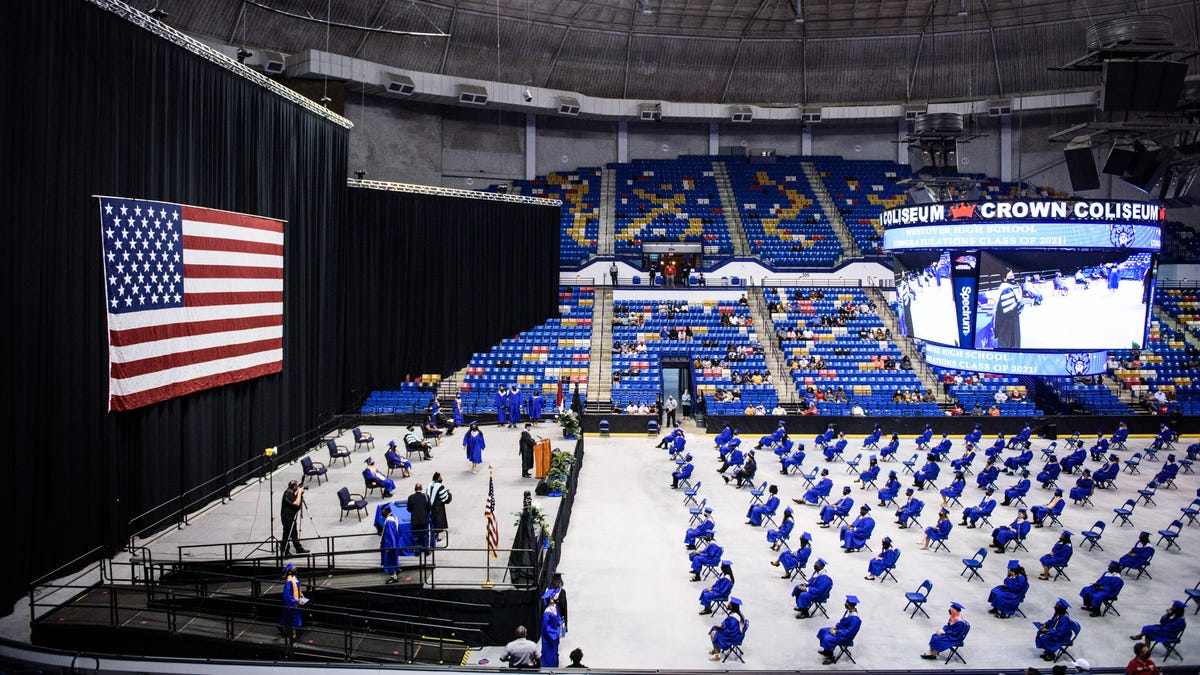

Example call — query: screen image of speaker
[972,250,1154,351]
[893,251,959,347]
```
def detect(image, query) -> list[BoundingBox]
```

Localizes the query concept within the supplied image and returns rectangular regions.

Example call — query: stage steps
[587,287,613,407]
[801,161,861,261]
[712,161,751,258]
[866,287,949,404]
[597,168,616,257]
[745,289,801,406]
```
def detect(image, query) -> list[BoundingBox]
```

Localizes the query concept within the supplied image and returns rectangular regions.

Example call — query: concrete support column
[525,113,537,180]
[999,115,1013,182]
[898,118,908,165]
[802,125,812,155]
[618,120,628,163]
[709,121,720,155]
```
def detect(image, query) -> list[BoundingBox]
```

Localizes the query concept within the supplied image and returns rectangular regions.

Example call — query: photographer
[280,480,308,556]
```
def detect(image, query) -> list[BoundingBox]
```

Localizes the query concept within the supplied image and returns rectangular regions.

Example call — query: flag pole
[482,465,496,589]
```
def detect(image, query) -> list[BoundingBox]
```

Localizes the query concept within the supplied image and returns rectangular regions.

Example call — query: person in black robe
[280,480,308,556]
[406,483,431,551]
[519,423,537,478]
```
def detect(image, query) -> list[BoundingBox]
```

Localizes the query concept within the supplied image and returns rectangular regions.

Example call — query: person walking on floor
[427,472,451,542]
[406,483,430,551]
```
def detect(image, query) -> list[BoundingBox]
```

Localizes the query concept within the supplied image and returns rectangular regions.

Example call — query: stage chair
[903,579,932,619]
[352,427,375,452]
[337,487,368,522]
[328,439,352,467]
[300,457,327,486]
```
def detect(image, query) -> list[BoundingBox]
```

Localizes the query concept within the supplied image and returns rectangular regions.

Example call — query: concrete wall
[627,121,710,160]
[809,118,898,162]
[536,115,618,174]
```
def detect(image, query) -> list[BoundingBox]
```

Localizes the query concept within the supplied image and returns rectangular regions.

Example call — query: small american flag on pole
[98,197,285,411]
[485,467,499,559]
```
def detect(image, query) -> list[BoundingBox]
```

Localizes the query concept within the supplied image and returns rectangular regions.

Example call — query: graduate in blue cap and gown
[877,471,901,506]
[864,537,898,580]
[1034,597,1075,661]
[767,507,794,550]
[1079,561,1124,616]
[689,536,724,581]
[462,422,486,474]
[281,563,305,640]
[507,385,523,428]
[816,595,861,664]
[528,391,544,425]
[698,562,735,615]
[746,485,780,526]
[987,559,1029,618]
[1038,531,1073,580]
[792,558,833,617]
[921,602,969,659]
[1130,600,1187,648]
[540,588,562,667]
[771,531,812,576]
[381,506,402,584]
[839,505,875,552]
[707,597,746,660]
[494,387,508,426]
[363,457,396,498]
[684,507,715,549]
[452,394,464,426]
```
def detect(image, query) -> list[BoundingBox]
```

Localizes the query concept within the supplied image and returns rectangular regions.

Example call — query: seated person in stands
[363,457,396,498]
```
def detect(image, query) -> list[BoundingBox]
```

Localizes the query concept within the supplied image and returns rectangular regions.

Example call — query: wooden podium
[534,438,553,479]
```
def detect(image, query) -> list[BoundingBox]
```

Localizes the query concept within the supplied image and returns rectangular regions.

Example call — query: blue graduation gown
[281,577,303,628]
[897,498,923,525]
[1069,478,1093,502]
[673,463,695,482]
[452,399,463,425]
[793,572,832,609]
[867,547,899,576]
[1079,572,1123,608]
[819,497,853,524]
[529,394,543,420]
[818,614,861,650]
[950,452,975,471]
[804,479,833,504]
[859,465,880,484]
[1141,613,1186,642]
[462,430,486,464]
[976,465,999,489]
[684,519,715,547]
[774,438,795,457]
[781,450,806,471]
[747,495,780,525]
[880,439,900,459]
[940,479,965,501]
[914,462,940,485]
[714,427,732,447]
[925,519,952,540]
[1036,540,1075,566]
[1061,450,1086,473]
[988,574,1028,615]
[690,543,723,572]
[495,391,508,424]
[779,545,812,573]
[381,515,401,574]
[929,619,969,652]
[823,439,848,461]
[1004,479,1030,501]
[1036,462,1061,484]
[1032,498,1064,522]
[1119,544,1154,569]
[994,520,1030,547]
[963,498,995,524]
[671,435,687,457]
[710,614,744,649]
[364,467,395,493]
[541,604,561,667]
[862,430,882,448]
[985,439,1005,458]
[507,390,522,424]
[840,516,875,550]
[767,518,794,544]
[699,576,733,606]
[1034,614,1073,653]
[931,438,952,458]
[384,448,410,472]
[878,478,901,503]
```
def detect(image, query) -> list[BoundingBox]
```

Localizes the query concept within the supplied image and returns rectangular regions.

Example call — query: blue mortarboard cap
[1139,531,1150,537]
[1173,600,1186,609]
[1062,530,1073,537]
[730,597,742,606]
[1055,597,1070,609]
[950,601,964,611]
[785,506,793,514]
[939,507,949,515]
[801,531,812,541]
[1018,508,1027,513]
[845,595,859,604]
[365,456,373,463]
[862,505,871,512]
[779,420,786,426]
[882,536,892,544]
[906,488,914,494]
[721,560,733,567]
[888,470,897,476]
[284,563,295,574]
[542,588,561,602]
[387,440,396,447]
[685,453,693,461]
[820,469,829,475]
[704,507,713,513]
[733,427,740,433]
[1055,488,1063,494]
[815,558,827,566]
[1007,560,1021,570]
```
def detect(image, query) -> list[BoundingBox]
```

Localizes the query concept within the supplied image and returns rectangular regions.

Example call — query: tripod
[252,449,281,558]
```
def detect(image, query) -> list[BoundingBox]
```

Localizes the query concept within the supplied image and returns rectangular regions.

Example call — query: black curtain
[343,188,559,392]
[0,0,349,611]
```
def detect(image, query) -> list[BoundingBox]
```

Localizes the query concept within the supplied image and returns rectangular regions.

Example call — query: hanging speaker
[1102,140,1137,176]
[1064,136,1100,191]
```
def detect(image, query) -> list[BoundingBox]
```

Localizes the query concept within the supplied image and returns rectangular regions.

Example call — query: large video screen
[973,250,1156,351]
[893,251,959,346]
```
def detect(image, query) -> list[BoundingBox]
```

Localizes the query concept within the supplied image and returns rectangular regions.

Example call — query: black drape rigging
[0,0,561,616]
[1,0,349,611]
[343,188,560,391]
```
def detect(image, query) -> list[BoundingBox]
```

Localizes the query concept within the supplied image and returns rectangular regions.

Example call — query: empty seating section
[612,158,732,259]
[459,286,593,414]
[1109,313,1200,416]
[724,157,842,267]
[934,370,1039,416]
[768,287,939,415]
[361,380,436,415]
[491,169,601,267]
[1047,378,1133,416]
[610,299,775,413]
[1162,221,1200,263]
[809,157,911,256]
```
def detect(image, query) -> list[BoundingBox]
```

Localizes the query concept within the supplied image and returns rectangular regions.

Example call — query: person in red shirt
[1127,643,1160,675]
[663,260,677,287]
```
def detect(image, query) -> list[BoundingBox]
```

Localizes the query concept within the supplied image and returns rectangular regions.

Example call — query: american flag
[485,467,499,559]
[99,197,284,411]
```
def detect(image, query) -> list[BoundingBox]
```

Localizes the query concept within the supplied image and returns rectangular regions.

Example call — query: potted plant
[557,410,581,439]
[545,449,573,497]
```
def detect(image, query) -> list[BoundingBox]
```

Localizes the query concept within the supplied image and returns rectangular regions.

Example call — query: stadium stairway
[586,286,613,409]
[712,162,752,257]
[746,290,801,407]
[1155,305,1200,351]
[866,287,947,404]
[598,169,616,256]
[802,161,861,259]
